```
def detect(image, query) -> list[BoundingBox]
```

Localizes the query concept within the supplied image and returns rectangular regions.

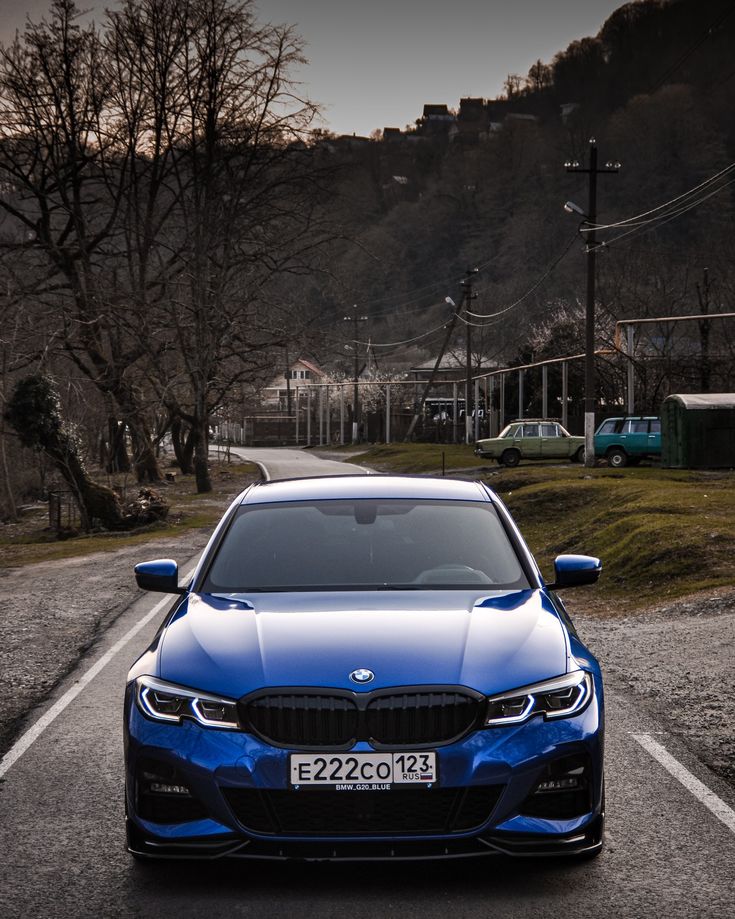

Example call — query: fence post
[499,374,506,430]
[518,369,524,419]
[452,382,458,443]
[295,386,299,445]
[542,364,548,419]
[317,387,323,445]
[307,388,312,446]
[385,384,391,443]
[326,383,331,445]
[340,385,345,445]
[627,325,635,414]
[473,378,480,441]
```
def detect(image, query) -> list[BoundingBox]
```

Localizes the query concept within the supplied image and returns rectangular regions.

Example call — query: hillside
[294,0,735,415]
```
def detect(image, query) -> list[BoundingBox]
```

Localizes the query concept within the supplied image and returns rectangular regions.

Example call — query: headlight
[485,671,592,726]
[136,676,240,729]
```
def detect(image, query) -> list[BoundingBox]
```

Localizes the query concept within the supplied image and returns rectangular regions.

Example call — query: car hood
[157,589,571,699]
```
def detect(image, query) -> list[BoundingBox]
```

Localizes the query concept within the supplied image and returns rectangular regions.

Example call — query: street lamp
[564,200,586,217]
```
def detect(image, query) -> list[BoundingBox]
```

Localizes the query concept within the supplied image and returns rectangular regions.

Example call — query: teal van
[594,416,661,467]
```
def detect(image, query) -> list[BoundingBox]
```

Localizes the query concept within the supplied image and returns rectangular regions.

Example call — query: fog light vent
[136,756,208,824]
[519,754,592,820]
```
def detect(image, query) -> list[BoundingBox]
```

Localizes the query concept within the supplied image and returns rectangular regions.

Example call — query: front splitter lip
[126,816,604,862]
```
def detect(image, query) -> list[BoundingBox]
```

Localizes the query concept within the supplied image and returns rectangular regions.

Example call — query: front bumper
[124,680,604,861]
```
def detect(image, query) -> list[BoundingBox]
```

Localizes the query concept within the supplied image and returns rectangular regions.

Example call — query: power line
[353,318,451,349]
[580,161,735,234]
[602,175,735,248]
[353,271,466,310]
[464,234,578,323]
[649,6,735,94]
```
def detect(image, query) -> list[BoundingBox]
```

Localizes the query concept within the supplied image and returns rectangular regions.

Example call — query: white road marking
[633,732,735,836]
[0,570,194,780]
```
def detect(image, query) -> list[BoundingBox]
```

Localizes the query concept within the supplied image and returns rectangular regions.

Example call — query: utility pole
[404,296,462,441]
[343,309,368,443]
[566,139,619,466]
[696,268,711,392]
[462,268,479,444]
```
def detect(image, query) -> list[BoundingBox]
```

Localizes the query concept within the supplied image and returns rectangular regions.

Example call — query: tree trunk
[0,349,17,521]
[126,412,163,483]
[171,417,195,475]
[105,417,131,473]
[192,414,212,493]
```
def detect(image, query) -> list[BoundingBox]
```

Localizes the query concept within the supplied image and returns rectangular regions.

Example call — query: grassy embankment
[0,460,261,568]
[337,443,735,607]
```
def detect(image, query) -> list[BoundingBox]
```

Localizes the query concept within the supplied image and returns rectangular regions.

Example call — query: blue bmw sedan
[125,475,604,861]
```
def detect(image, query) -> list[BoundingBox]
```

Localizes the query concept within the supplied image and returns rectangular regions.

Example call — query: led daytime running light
[485,671,592,726]
[136,676,239,730]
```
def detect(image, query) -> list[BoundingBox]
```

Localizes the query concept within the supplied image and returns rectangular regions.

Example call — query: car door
[518,423,541,458]
[626,419,650,455]
[647,418,662,455]
[594,418,620,456]
[540,423,566,459]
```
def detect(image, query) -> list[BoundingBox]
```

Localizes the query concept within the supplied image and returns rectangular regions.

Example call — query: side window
[650,419,661,433]
[622,420,635,434]
[540,423,557,437]
[599,420,617,434]
[523,423,540,437]
[631,420,648,433]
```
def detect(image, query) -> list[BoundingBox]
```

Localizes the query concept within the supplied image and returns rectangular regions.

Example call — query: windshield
[202,499,529,592]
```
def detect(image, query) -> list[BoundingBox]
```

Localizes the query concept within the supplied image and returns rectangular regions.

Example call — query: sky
[0,0,628,136]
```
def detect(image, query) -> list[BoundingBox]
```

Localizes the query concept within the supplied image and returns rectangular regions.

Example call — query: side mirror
[135,559,186,594]
[548,554,601,590]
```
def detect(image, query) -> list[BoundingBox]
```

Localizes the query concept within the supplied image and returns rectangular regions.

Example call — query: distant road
[224,445,370,480]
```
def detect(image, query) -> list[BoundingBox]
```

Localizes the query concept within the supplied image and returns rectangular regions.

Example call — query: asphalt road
[1,448,733,919]
[226,445,370,480]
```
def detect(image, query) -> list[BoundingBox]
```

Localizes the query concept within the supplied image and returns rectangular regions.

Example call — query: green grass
[339,444,735,606]
[338,442,481,474]
[499,467,735,603]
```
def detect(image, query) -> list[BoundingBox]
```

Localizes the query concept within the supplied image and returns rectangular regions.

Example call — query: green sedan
[475,420,585,467]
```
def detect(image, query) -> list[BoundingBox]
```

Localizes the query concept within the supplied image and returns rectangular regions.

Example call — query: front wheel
[607,447,628,468]
[500,449,520,467]
[572,447,585,464]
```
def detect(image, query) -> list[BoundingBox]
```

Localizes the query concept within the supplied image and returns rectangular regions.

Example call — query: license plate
[290,752,437,789]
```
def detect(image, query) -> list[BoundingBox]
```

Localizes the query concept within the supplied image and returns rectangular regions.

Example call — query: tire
[500,449,520,467]
[572,447,585,464]
[607,447,628,468]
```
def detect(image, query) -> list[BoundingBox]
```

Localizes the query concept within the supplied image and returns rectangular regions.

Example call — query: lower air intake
[222,785,503,836]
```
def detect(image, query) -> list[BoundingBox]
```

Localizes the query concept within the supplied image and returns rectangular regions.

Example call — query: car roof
[600,415,659,421]
[240,474,492,506]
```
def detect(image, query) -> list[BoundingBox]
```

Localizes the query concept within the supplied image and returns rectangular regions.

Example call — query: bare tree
[0,0,164,483]
[119,0,326,491]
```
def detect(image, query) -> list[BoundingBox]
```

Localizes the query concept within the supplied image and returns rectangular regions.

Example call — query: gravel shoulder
[0,528,215,755]
[568,587,735,787]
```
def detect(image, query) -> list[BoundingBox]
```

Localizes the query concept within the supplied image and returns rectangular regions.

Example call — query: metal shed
[661,393,735,468]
